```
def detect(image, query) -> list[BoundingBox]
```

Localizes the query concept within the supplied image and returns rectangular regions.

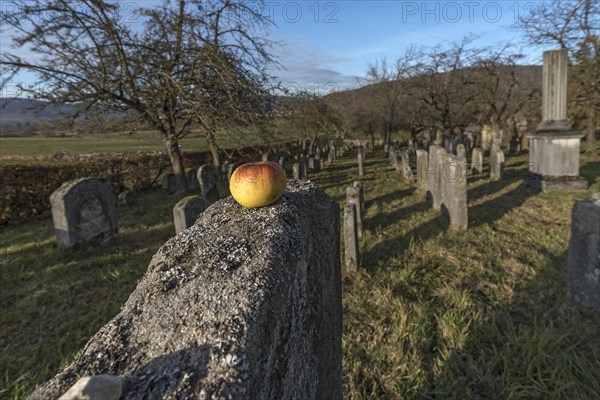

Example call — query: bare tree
[1,0,277,190]
[282,92,342,154]
[513,0,599,154]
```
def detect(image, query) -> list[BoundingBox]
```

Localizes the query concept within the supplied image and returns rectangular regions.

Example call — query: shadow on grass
[366,200,429,231]
[362,212,449,268]
[365,188,415,208]
[432,248,600,398]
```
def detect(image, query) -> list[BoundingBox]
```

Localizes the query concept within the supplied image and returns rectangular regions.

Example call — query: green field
[0,128,292,158]
[1,149,599,399]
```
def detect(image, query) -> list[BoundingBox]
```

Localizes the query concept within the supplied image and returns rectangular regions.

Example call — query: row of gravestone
[49,140,351,248]
[385,142,506,230]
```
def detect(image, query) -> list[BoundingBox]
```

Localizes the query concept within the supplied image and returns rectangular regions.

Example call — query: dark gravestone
[197,165,219,203]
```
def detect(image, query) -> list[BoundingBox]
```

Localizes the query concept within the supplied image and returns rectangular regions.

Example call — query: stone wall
[28,180,342,400]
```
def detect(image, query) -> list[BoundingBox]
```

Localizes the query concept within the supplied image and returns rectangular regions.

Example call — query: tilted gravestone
[567,197,600,312]
[416,149,429,192]
[173,195,209,234]
[344,204,359,272]
[440,153,468,231]
[471,148,483,175]
[30,180,342,400]
[197,165,219,203]
[426,145,446,210]
[50,177,118,248]
[490,149,505,180]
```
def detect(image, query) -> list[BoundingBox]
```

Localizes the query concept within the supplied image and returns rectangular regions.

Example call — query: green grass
[1,148,599,399]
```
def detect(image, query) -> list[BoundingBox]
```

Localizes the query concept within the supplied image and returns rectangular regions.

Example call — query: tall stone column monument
[525,49,588,192]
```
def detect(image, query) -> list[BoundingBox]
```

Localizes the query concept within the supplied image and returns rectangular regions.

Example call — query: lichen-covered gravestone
[490,149,505,180]
[50,177,118,247]
[427,145,446,210]
[173,195,209,234]
[440,153,468,230]
[471,148,483,175]
[30,180,342,400]
[567,197,600,312]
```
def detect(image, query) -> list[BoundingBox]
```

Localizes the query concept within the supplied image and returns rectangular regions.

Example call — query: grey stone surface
[343,204,359,272]
[567,198,600,312]
[471,148,483,175]
[262,153,270,162]
[346,187,363,237]
[401,149,413,182]
[416,149,429,191]
[58,375,122,400]
[490,149,505,180]
[528,137,582,177]
[197,165,219,203]
[278,157,285,168]
[29,180,342,400]
[50,177,118,248]
[538,49,570,131]
[308,157,315,171]
[440,154,468,231]
[426,145,445,210]
[173,195,209,235]
[301,155,308,178]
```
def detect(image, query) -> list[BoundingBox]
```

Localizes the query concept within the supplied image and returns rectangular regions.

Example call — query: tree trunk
[586,108,597,154]
[165,134,187,193]
[206,129,221,167]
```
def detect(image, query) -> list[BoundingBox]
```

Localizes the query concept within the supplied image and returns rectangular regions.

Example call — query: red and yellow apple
[230,161,287,208]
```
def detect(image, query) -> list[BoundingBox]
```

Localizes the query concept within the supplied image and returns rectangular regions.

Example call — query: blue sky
[1,1,547,98]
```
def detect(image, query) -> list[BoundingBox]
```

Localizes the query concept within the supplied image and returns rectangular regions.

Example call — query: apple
[230,161,287,208]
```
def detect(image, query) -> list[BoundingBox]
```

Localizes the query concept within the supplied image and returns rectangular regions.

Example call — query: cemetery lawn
[1,148,600,399]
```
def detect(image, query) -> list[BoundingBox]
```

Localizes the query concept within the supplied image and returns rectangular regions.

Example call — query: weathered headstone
[30,181,342,400]
[567,197,600,312]
[301,155,308,178]
[401,149,413,182]
[426,145,445,210]
[471,148,483,175]
[117,190,136,207]
[481,124,493,151]
[416,149,429,191]
[440,153,468,230]
[227,163,237,182]
[197,165,219,203]
[456,144,466,160]
[353,181,364,214]
[346,187,363,237]
[313,158,321,172]
[357,148,364,176]
[344,204,359,272]
[308,156,316,171]
[293,162,302,179]
[186,170,199,191]
[173,195,209,234]
[490,149,505,180]
[50,177,118,248]
[278,157,285,168]
[262,153,270,162]
[162,173,177,194]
